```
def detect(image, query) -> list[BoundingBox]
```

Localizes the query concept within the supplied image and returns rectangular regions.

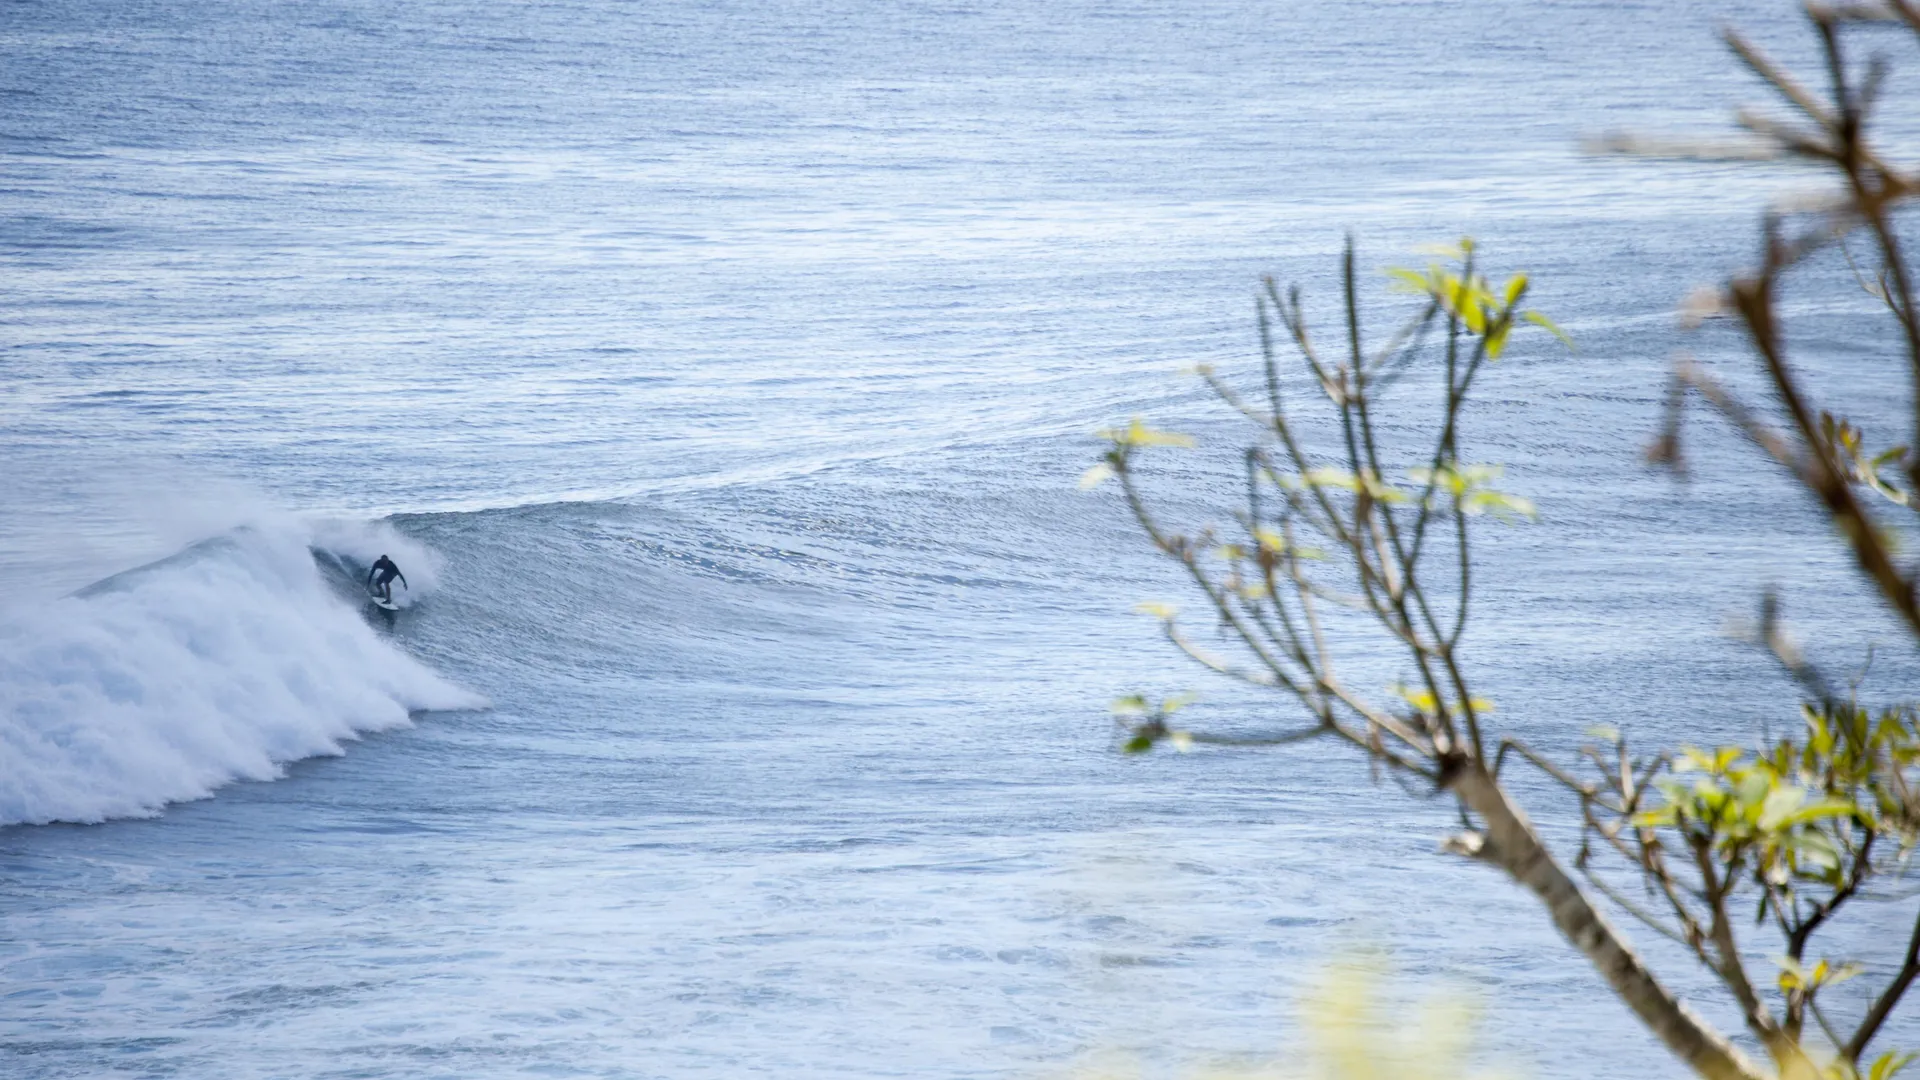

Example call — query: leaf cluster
[1561,701,1920,1074]
[1093,239,1564,772]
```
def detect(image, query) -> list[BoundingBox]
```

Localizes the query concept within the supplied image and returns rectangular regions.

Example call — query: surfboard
[370,595,399,612]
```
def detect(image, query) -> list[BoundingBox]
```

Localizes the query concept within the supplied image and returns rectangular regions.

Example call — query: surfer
[366,554,408,603]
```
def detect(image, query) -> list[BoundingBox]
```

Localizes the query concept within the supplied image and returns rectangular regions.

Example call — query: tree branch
[1450,766,1768,1080]
[1844,902,1920,1060]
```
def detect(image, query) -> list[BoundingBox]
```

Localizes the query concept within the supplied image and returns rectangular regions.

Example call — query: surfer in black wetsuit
[366,554,407,603]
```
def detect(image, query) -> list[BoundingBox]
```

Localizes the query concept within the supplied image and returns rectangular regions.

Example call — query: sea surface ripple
[5,1,1919,1077]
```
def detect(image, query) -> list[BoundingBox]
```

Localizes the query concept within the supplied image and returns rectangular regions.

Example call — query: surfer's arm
[397,572,408,589]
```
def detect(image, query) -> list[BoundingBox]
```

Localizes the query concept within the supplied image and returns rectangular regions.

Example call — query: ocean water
[7,1,1920,1076]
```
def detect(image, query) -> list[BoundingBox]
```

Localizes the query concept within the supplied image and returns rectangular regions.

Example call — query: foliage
[1089,5,1920,1078]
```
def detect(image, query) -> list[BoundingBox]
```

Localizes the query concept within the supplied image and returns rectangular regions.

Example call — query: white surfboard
[370,595,399,612]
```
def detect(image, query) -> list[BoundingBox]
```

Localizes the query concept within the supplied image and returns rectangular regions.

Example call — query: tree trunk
[1449,765,1768,1080]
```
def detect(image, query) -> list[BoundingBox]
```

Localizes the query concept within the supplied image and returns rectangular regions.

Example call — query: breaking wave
[0,519,484,826]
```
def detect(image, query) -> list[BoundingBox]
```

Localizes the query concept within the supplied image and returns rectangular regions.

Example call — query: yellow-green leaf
[1503,273,1529,306]
[1485,319,1512,359]
[1867,1049,1916,1080]
[1524,309,1574,349]
[1098,417,1196,448]
[1460,292,1486,333]
[1385,267,1435,294]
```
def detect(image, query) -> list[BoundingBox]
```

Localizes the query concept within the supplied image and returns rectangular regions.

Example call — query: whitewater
[9,0,1920,1077]
[0,514,480,826]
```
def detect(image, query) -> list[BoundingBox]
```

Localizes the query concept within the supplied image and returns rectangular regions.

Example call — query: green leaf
[1461,489,1537,522]
[1523,309,1575,349]
[1078,462,1116,490]
[1776,798,1857,829]
[1825,960,1864,986]
[1098,417,1196,448]
[1460,292,1486,333]
[1298,467,1412,503]
[1868,1050,1917,1080]
[1393,684,1440,713]
[1123,733,1156,754]
[1303,467,1363,492]
[1485,319,1512,360]
[1775,955,1810,990]
[1385,267,1436,294]
[1757,785,1807,831]
[1787,829,1841,871]
[1777,955,1865,992]
[1503,273,1529,306]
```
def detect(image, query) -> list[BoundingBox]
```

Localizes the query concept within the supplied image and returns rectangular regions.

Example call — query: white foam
[0,521,486,827]
[306,516,441,608]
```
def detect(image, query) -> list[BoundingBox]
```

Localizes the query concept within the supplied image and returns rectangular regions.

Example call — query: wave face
[0,520,484,826]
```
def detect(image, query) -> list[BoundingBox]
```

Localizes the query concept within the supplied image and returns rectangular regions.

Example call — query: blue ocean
[6,1,1919,1076]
